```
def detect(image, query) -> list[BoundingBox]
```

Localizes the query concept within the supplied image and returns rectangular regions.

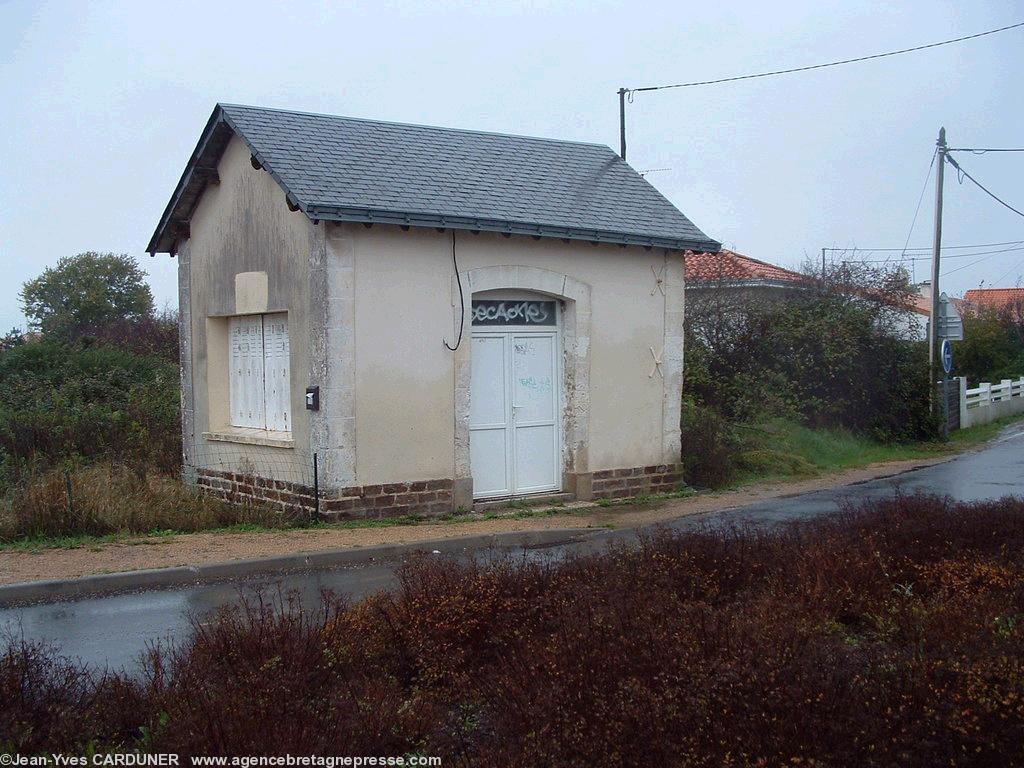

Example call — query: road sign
[937,292,963,341]
[941,338,953,374]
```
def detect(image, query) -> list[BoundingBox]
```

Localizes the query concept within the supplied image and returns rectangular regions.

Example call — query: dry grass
[0,463,295,542]
[3,493,1024,764]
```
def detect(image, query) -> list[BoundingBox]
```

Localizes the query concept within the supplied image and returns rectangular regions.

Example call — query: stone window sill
[202,428,294,449]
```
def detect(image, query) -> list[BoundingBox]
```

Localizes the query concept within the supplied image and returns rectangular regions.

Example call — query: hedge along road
[2,422,1023,672]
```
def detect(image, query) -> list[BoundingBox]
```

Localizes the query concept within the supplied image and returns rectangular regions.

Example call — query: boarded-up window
[229,313,291,431]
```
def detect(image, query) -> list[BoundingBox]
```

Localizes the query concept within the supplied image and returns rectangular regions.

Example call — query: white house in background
[147,104,720,517]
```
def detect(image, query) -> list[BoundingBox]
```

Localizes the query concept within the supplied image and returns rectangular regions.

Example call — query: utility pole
[821,247,826,280]
[929,127,947,408]
[618,87,628,160]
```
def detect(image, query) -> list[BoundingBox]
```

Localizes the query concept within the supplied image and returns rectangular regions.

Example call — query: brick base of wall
[589,464,684,500]
[194,469,454,519]
[196,465,678,518]
[321,479,454,519]
[196,469,317,514]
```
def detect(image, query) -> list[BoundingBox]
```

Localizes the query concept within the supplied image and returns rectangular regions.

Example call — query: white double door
[470,329,561,498]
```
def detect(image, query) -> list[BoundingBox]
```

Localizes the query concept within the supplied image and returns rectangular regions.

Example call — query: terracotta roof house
[148,104,719,517]
[963,287,1024,320]
[684,251,951,342]
[683,250,808,290]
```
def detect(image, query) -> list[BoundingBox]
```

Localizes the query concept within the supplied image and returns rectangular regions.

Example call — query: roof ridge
[721,249,803,275]
[218,102,613,151]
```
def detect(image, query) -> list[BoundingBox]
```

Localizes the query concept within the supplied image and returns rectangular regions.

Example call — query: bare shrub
[3,495,1024,763]
[0,637,148,752]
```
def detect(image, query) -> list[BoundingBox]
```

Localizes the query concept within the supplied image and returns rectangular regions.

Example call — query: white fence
[957,376,1024,429]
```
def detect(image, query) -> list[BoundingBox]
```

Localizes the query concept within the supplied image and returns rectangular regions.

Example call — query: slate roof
[683,250,808,287]
[148,104,720,254]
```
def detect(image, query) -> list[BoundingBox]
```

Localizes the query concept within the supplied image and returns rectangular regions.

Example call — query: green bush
[684,269,939,443]
[0,339,180,487]
[955,308,1024,384]
[679,403,737,488]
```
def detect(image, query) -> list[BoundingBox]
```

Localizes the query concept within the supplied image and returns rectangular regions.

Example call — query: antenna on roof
[617,88,628,159]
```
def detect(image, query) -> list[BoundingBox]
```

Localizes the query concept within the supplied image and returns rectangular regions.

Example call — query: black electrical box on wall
[305,386,320,411]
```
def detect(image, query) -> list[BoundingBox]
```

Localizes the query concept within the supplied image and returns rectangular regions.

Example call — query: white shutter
[229,315,265,428]
[230,317,243,427]
[262,313,291,432]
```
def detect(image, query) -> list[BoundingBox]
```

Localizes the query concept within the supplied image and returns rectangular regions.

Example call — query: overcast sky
[1,0,1022,331]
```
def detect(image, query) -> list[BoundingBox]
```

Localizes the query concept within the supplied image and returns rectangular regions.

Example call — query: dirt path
[0,455,952,586]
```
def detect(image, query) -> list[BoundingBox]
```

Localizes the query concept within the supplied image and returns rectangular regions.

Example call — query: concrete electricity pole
[928,127,947,392]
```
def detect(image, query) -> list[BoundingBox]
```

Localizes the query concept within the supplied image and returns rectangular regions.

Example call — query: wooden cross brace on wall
[648,346,664,378]
[650,263,667,296]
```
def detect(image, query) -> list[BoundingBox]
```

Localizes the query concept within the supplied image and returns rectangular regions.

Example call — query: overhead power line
[899,148,937,265]
[993,255,1024,284]
[948,147,1024,153]
[627,22,1024,93]
[616,22,1024,160]
[855,245,1024,263]
[823,239,1024,253]
[941,249,1021,277]
[946,155,1024,218]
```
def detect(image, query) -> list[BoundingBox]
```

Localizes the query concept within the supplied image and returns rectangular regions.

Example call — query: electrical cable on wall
[444,230,465,351]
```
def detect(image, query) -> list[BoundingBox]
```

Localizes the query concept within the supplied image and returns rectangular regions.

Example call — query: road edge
[0,527,594,608]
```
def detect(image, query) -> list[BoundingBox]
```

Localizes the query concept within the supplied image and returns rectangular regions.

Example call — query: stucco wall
[336,224,679,486]
[179,141,684,498]
[183,134,317,482]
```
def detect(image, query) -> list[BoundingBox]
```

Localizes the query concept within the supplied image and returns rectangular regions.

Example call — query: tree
[20,252,154,341]
[955,307,1024,384]
[0,328,24,352]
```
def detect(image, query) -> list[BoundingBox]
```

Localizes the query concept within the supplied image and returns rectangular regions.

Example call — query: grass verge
[717,413,1024,490]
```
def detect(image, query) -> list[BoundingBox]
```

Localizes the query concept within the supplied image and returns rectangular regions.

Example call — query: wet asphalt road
[3,423,1023,672]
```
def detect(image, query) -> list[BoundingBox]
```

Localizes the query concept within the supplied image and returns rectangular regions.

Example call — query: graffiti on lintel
[472,300,556,326]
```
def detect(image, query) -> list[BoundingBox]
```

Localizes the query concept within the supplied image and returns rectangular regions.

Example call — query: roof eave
[302,204,720,252]
[147,105,229,255]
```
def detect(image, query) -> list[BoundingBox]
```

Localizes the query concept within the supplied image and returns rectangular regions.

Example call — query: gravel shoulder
[0,454,952,587]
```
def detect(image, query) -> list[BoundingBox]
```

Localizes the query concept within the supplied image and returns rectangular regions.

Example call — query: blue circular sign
[941,338,953,374]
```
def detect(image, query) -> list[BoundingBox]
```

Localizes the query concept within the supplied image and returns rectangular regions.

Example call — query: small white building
[148,104,719,516]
